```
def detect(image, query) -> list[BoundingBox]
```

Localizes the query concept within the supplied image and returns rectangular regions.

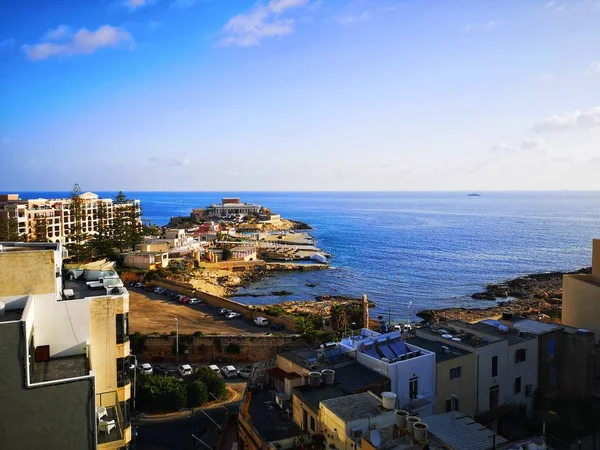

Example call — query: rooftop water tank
[406,416,420,434]
[308,371,322,387]
[452,337,461,342]
[381,392,397,410]
[498,324,510,333]
[441,334,453,339]
[321,369,335,385]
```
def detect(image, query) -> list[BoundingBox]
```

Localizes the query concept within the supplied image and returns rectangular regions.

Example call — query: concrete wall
[505,339,538,417]
[0,249,57,297]
[142,334,305,363]
[34,294,90,358]
[150,278,297,330]
[563,275,600,341]
[89,296,120,393]
[0,320,95,450]
[474,340,509,414]
[435,352,477,416]
[198,260,266,271]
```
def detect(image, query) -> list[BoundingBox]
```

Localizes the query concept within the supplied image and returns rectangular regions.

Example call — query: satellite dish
[370,429,381,448]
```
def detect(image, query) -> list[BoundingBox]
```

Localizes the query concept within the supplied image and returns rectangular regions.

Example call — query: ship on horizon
[467,193,481,197]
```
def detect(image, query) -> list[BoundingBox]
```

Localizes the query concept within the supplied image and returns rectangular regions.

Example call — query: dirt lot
[128,288,267,335]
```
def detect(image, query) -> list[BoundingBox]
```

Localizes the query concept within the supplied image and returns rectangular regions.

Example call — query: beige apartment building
[0,192,140,245]
[563,239,600,341]
[0,242,133,449]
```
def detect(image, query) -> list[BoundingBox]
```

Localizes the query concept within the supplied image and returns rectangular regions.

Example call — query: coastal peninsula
[417,267,591,324]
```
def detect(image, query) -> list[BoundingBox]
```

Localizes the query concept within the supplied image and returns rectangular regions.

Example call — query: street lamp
[130,353,137,412]
[175,318,179,365]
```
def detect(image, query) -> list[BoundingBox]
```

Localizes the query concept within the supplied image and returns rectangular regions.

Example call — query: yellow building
[563,239,600,342]
[0,242,132,450]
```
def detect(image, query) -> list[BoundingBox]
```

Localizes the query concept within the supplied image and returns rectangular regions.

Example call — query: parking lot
[128,285,279,335]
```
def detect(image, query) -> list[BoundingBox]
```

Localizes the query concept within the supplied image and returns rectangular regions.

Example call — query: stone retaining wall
[149,278,298,330]
[142,334,305,364]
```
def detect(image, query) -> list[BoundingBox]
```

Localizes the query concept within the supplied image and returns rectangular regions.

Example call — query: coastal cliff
[417,267,591,324]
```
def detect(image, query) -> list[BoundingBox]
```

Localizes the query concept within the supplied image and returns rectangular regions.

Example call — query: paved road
[134,402,240,450]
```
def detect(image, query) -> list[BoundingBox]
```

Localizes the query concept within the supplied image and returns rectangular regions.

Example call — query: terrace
[31,354,90,383]
[62,270,126,301]
[96,391,128,446]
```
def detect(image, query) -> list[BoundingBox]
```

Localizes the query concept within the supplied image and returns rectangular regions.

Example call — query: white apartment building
[0,192,141,245]
[339,329,436,416]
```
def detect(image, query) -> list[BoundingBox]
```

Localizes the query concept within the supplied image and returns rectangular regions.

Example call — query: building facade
[0,192,141,245]
[0,242,133,449]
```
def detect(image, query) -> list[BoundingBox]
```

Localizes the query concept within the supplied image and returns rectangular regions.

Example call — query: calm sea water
[17,191,600,320]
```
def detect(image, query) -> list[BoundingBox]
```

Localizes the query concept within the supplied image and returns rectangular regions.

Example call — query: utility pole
[388,307,391,326]
[407,302,412,328]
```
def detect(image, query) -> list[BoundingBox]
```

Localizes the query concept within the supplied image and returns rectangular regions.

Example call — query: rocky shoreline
[417,267,591,324]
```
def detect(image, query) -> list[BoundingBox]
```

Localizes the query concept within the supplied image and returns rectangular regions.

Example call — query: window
[117,356,131,387]
[489,385,499,409]
[515,349,526,363]
[449,366,462,380]
[409,376,418,400]
[492,356,498,377]
[547,338,555,361]
[514,377,522,394]
[525,384,533,397]
[310,416,316,432]
[116,313,129,344]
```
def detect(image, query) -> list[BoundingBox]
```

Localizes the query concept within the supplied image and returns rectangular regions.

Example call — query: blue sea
[16,191,600,320]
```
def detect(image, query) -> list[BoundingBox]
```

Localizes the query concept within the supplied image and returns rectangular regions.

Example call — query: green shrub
[170,330,177,336]
[191,367,227,400]
[137,374,186,412]
[186,379,209,407]
[193,331,203,337]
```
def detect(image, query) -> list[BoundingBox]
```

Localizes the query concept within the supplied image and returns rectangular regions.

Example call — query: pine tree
[90,200,113,258]
[0,208,19,241]
[112,192,142,252]
[67,183,90,262]
[33,216,49,242]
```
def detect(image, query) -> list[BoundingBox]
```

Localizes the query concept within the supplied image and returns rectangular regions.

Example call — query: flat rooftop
[247,388,302,442]
[280,347,353,370]
[405,336,471,362]
[418,321,502,348]
[425,411,508,450]
[474,321,537,344]
[511,319,563,335]
[32,354,90,383]
[322,392,387,422]
[0,242,59,252]
[63,276,126,301]
[293,384,348,414]
[0,308,24,323]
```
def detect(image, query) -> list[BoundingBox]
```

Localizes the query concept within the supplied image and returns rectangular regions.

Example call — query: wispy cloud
[464,21,496,32]
[217,0,309,47]
[531,73,555,82]
[124,0,155,10]
[586,61,600,75]
[148,155,191,166]
[491,139,547,153]
[533,107,600,132]
[544,0,565,11]
[338,11,370,25]
[22,25,134,61]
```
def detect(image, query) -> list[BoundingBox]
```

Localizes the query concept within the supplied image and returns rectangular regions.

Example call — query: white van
[208,364,221,376]
[221,365,238,379]
[254,317,269,326]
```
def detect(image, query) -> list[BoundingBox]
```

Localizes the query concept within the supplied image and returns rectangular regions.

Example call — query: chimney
[362,294,369,329]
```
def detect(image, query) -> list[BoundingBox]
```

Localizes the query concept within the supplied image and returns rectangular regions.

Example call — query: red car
[178,296,190,304]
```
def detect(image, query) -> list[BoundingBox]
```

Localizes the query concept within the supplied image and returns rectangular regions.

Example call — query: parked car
[270,323,284,331]
[219,308,232,315]
[254,317,269,326]
[153,365,167,375]
[188,298,202,305]
[177,364,193,377]
[221,365,238,379]
[393,323,412,333]
[208,364,221,376]
[238,366,252,379]
[134,283,144,288]
[225,312,241,319]
[138,363,153,375]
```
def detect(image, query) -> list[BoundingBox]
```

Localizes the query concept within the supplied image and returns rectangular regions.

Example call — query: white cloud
[44,25,72,41]
[519,139,547,151]
[464,21,496,32]
[533,107,600,132]
[491,139,547,154]
[22,25,134,61]
[531,73,555,82]
[217,0,308,47]
[338,11,370,25]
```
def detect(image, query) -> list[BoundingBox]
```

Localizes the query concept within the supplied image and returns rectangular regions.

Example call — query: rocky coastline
[417,267,591,324]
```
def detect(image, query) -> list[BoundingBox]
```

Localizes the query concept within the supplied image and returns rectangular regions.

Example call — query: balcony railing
[96,391,126,446]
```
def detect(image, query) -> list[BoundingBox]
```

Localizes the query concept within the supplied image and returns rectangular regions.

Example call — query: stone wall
[149,278,298,331]
[142,334,305,364]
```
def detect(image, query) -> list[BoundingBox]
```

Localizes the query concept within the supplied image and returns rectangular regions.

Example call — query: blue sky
[1,0,600,191]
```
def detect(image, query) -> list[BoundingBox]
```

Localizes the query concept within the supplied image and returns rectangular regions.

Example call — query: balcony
[31,353,90,383]
[96,391,129,447]
[401,392,435,414]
